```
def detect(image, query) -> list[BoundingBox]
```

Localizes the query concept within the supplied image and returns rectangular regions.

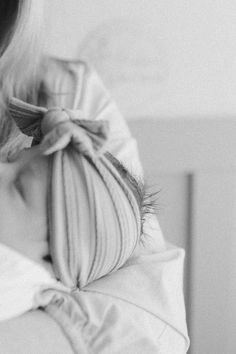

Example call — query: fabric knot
[8,97,109,158]
[41,107,71,135]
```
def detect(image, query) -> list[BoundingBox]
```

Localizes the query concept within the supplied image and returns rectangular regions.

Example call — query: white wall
[45,0,236,119]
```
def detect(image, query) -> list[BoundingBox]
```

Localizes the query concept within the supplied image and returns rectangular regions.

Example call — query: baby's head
[5,98,152,289]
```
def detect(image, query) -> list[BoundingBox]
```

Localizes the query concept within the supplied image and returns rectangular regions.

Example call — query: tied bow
[8,97,109,158]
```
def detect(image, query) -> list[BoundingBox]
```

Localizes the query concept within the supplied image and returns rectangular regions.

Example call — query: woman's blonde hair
[0,0,46,148]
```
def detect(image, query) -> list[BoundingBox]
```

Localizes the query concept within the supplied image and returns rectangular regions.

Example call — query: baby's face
[0,146,50,266]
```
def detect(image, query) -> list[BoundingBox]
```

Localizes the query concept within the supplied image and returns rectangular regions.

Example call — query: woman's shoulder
[39,56,100,109]
[39,56,127,136]
[39,56,87,108]
[39,56,143,176]
[42,56,90,83]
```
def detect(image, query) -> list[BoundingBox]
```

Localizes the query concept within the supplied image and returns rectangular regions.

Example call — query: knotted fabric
[9,97,141,289]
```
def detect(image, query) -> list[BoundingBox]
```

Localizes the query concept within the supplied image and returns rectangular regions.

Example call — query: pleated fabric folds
[9,97,141,289]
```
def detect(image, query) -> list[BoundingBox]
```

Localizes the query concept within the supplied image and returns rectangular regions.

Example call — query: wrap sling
[8,97,141,289]
[7,97,190,353]
[7,97,143,352]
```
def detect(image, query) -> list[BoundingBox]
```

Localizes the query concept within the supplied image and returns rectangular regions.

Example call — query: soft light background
[44,2,236,354]
[45,0,236,119]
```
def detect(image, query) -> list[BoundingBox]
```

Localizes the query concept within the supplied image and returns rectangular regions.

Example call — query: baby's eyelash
[119,169,160,240]
[138,183,161,243]
[104,152,160,240]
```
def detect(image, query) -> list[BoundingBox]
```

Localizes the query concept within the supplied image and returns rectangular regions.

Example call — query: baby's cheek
[22,212,50,262]
[21,155,49,212]
[0,206,49,265]
[29,215,54,274]
[27,212,48,242]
